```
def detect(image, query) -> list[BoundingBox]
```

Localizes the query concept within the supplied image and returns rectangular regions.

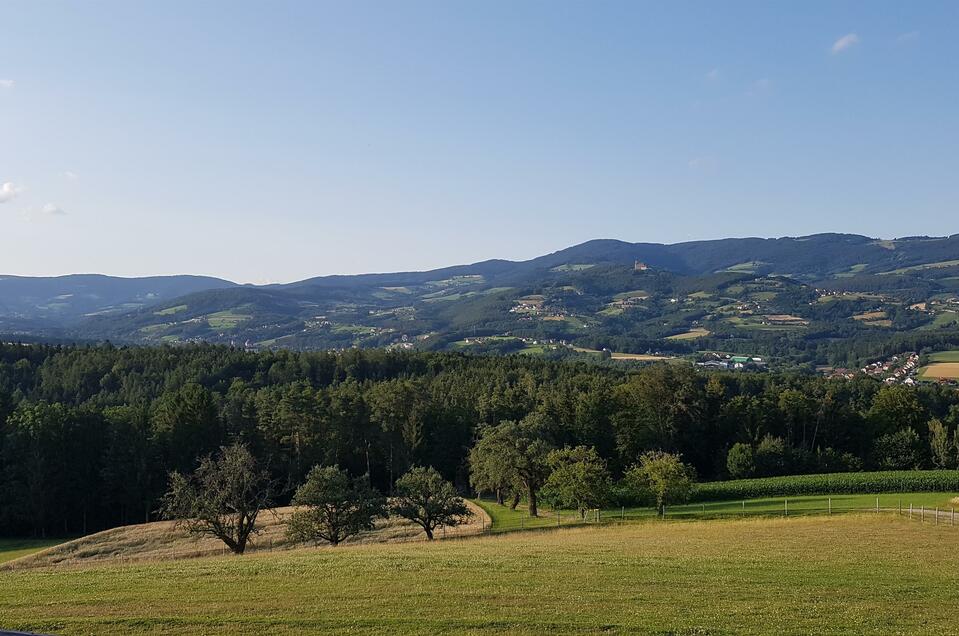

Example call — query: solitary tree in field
[541,446,612,519]
[160,443,271,554]
[286,465,386,546]
[391,466,471,540]
[626,451,695,517]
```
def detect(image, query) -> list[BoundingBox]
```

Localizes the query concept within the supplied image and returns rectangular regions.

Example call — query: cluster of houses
[696,353,767,371]
[861,353,921,385]
[826,353,922,384]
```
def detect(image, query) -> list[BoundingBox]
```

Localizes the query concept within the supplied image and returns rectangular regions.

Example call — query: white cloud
[0,79,13,90]
[0,182,24,203]
[831,33,860,54]
[63,171,80,181]
[897,31,920,44]
[705,68,720,82]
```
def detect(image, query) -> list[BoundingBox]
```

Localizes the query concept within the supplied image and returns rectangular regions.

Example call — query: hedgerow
[692,471,959,502]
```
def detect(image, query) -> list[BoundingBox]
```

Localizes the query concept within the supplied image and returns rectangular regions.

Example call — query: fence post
[784,498,788,517]
[557,510,560,527]
[876,497,879,514]
[953,507,955,527]
[909,503,913,520]
[936,507,939,526]
[828,497,831,515]
[622,506,625,521]
[921,506,925,523]
[742,500,745,516]
[898,499,902,515]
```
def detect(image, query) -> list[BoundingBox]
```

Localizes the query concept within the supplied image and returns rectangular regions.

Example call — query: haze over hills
[3,233,959,368]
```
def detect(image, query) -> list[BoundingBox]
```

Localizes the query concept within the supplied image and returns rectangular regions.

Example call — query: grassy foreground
[3,515,959,634]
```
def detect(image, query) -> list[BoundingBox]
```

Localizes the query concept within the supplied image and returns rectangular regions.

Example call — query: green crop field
[4,515,959,635]
[205,310,252,330]
[929,350,959,362]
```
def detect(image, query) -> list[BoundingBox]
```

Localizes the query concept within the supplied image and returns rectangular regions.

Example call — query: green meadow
[3,515,959,635]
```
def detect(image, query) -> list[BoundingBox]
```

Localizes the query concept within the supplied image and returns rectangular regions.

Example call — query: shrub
[726,443,755,479]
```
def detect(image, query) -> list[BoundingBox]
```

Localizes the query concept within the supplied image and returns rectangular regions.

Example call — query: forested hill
[4,233,959,367]
[1,343,958,537]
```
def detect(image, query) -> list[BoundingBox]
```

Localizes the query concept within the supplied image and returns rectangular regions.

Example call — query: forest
[1,342,958,537]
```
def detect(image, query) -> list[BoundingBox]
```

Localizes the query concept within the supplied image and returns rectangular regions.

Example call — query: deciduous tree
[160,443,271,554]
[287,465,386,546]
[391,466,470,540]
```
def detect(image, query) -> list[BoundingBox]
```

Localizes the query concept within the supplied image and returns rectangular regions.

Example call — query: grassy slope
[8,502,490,569]
[4,515,959,634]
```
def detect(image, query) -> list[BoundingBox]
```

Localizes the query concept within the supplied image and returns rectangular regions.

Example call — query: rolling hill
[4,233,959,367]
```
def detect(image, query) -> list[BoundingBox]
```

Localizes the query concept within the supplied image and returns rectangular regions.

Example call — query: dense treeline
[1,343,958,537]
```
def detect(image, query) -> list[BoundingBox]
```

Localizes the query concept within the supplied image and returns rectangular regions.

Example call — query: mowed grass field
[3,515,959,634]
[0,538,64,564]
[478,493,959,532]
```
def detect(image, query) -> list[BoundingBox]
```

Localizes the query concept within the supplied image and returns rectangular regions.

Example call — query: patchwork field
[921,362,959,380]
[3,515,959,634]
[920,352,959,380]
[666,327,711,340]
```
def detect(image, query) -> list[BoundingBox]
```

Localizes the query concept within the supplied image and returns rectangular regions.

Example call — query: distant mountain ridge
[4,233,959,366]
[0,274,237,325]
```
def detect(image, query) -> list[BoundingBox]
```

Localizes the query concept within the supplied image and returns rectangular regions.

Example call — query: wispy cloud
[0,79,14,90]
[705,68,720,82]
[0,182,24,203]
[831,33,860,54]
[896,31,920,44]
[23,203,67,220]
[63,171,80,181]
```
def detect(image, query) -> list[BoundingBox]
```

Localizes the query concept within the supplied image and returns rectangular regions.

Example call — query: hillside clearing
[3,515,959,634]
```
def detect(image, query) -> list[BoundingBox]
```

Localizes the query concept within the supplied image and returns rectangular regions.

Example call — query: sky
[1,1,957,283]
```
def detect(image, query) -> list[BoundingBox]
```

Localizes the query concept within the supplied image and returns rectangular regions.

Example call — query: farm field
[3,515,959,634]
[921,362,959,380]
[928,350,959,362]
[920,351,959,380]
[666,327,711,340]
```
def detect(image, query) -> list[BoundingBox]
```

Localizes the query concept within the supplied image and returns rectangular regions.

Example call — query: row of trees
[2,343,959,536]
[164,440,694,555]
[163,444,472,553]
[468,416,694,518]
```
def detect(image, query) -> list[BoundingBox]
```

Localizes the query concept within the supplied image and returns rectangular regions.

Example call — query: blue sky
[1,1,956,283]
